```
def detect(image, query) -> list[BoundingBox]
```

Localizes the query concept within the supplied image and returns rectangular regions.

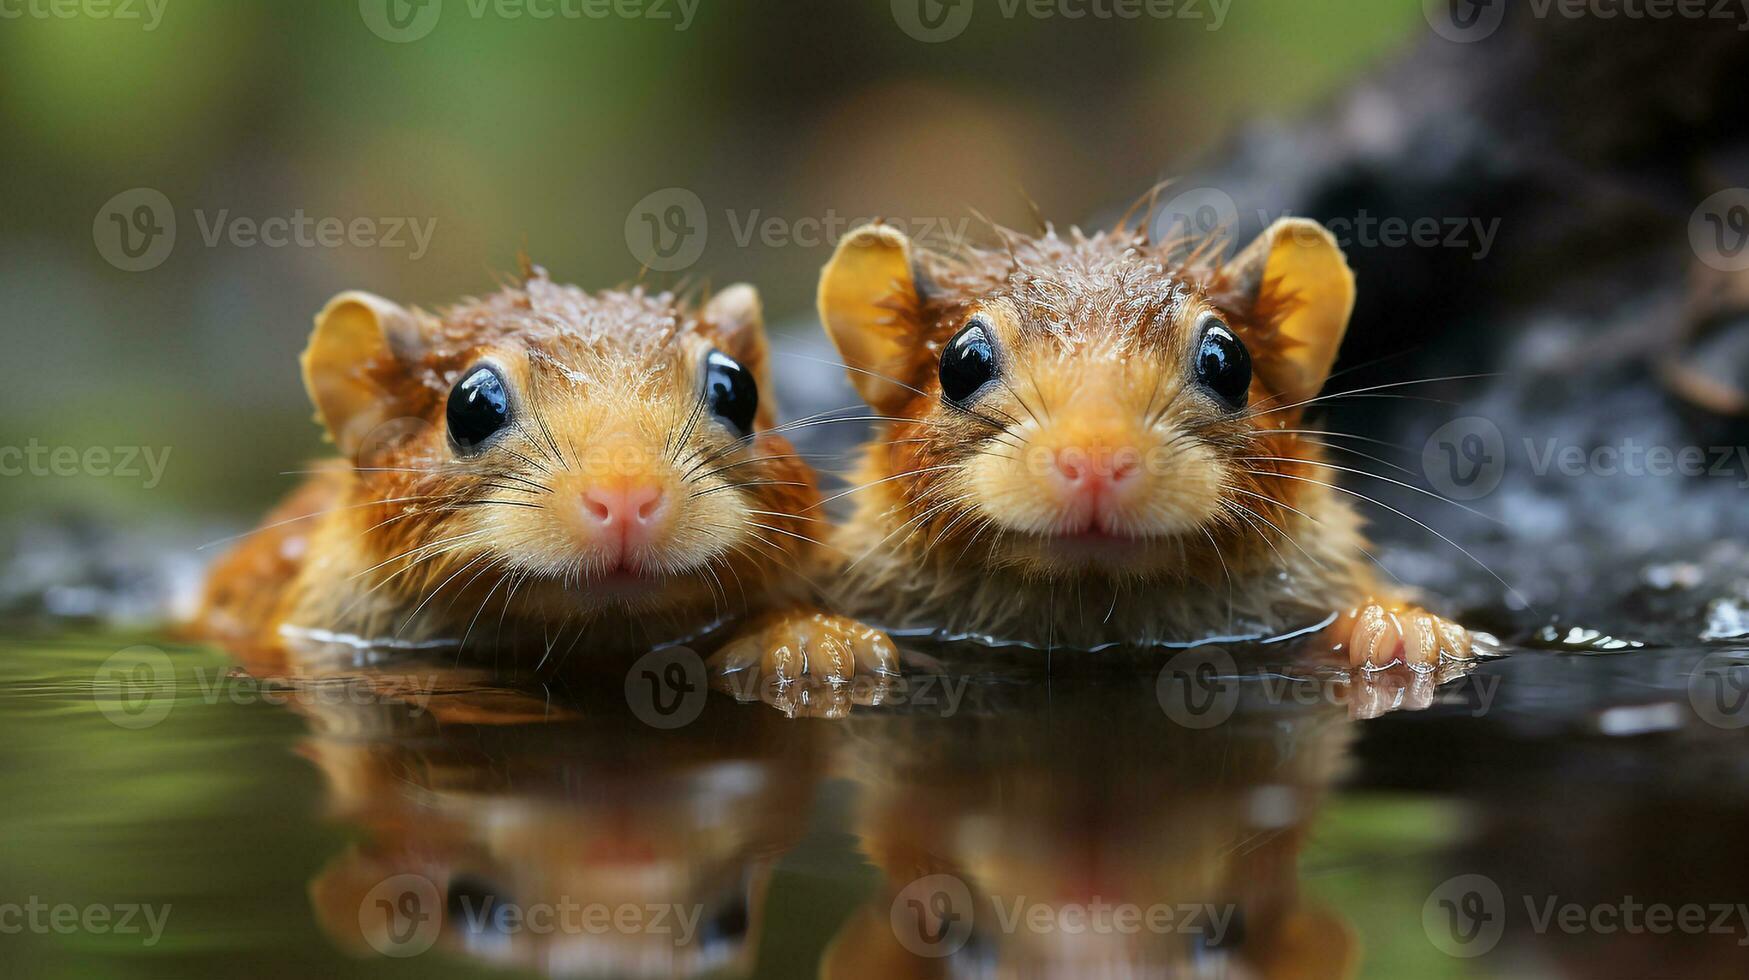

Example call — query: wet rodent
[816,216,1473,668]
[199,267,893,677]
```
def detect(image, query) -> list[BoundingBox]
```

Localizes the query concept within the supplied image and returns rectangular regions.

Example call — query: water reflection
[824,667,1358,979]
[290,671,825,976]
[262,641,1478,978]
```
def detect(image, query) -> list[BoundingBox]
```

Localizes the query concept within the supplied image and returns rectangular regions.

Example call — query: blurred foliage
[0,0,1420,518]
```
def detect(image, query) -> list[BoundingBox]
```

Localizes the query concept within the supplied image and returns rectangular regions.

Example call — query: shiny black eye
[705,349,758,438]
[1194,317,1251,410]
[939,318,998,405]
[447,365,512,454]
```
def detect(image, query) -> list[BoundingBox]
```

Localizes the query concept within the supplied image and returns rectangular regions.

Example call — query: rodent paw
[709,610,899,719]
[1335,600,1474,671]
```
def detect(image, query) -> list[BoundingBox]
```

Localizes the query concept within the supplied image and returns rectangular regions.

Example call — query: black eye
[939,318,998,405]
[1194,317,1251,410]
[447,365,512,453]
[705,349,758,438]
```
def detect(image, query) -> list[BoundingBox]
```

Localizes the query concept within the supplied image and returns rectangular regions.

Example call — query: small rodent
[816,217,1474,668]
[199,266,894,684]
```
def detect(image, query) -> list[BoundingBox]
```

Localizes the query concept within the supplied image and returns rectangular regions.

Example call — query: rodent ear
[302,291,431,455]
[1228,218,1356,408]
[818,224,926,414]
[702,283,769,380]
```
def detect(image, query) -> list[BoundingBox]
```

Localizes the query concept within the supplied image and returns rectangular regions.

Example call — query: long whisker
[196,493,459,550]
[1237,455,1501,524]
[1239,468,1526,607]
[806,464,961,512]
[1246,373,1500,419]
[397,551,493,636]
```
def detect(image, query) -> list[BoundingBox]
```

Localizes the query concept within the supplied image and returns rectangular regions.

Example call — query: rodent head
[301,269,816,627]
[818,218,1355,582]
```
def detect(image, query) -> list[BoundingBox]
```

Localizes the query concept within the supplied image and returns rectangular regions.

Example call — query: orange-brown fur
[199,270,823,669]
[818,218,1457,660]
[824,686,1359,978]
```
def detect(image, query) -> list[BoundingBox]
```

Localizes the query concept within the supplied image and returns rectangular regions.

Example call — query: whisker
[196,493,459,550]
[1237,455,1501,524]
[1239,468,1527,607]
[807,464,961,512]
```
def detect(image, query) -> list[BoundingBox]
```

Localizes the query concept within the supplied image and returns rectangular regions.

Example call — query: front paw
[709,611,900,719]
[1335,600,1475,671]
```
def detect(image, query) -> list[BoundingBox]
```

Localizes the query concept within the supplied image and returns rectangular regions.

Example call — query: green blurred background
[0,0,1422,520]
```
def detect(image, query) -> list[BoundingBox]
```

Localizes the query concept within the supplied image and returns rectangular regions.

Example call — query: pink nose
[1051,448,1138,502]
[581,483,668,545]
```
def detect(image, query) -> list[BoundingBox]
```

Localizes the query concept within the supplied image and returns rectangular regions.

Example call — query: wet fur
[828,225,1378,648]
[200,273,820,666]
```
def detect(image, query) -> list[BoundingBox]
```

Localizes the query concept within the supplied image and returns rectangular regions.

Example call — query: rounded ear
[702,282,779,425]
[1227,218,1356,408]
[817,224,928,414]
[702,282,769,379]
[301,291,431,455]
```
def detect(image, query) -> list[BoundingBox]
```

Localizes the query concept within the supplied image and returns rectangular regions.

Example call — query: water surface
[4,630,1748,978]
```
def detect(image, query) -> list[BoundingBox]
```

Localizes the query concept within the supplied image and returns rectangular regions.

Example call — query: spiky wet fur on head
[818,217,1376,647]
[273,270,819,659]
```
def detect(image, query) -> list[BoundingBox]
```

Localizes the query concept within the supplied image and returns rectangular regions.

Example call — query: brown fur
[198,270,822,668]
[820,220,1381,649]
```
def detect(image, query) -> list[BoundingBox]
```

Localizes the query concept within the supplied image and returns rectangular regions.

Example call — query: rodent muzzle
[1038,444,1145,533]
